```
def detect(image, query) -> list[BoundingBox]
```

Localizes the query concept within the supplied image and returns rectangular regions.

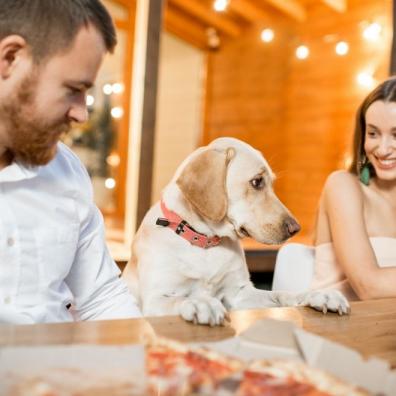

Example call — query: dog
[122,137,350,326]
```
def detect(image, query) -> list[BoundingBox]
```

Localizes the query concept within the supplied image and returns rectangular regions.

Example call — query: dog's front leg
[225,283,279,310]
[143,292,229,326]
[179,292,229,327]
[225,284,350,315]
[280,289,350,315]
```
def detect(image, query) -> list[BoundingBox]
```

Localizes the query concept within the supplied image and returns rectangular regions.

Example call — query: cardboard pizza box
[0,319,395,395]
[198,318,396,395]
[0,344,146,394]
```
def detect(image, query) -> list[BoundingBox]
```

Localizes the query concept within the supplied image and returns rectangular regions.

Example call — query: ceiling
[163,0,348,49]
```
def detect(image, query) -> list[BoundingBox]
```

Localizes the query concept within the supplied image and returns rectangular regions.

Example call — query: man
[0,0,141,323]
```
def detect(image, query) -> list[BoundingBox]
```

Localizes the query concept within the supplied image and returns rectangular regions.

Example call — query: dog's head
[176,137,300,245]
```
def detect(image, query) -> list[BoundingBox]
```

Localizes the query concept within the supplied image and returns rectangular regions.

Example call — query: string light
[111,107,124,119]
[261,28,274,43]
[105,178,116,189]
[112,83,124,94]
[103,84,113,95]
[106,153,121,167]
[213,0,229,12]
[335,41,349,56]
[86,95,95,106]
[357,72,375,88]
[295,45,309,60]
[363,22,382,42]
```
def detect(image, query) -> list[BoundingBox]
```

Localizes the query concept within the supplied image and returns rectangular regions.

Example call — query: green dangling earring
[360,163,370,186]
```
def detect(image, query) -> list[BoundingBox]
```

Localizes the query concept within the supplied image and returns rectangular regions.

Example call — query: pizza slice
[237,360,370,396]
[146,338,243,395]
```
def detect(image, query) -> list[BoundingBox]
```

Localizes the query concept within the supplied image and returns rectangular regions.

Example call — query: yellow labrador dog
[123,138,349,325]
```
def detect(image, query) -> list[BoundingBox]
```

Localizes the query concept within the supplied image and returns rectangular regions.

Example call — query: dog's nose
[284,217,301,237]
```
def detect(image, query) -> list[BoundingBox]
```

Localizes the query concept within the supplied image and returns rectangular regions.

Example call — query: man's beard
[0,73,71,166]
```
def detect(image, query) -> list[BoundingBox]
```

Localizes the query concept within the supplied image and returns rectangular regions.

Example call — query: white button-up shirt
[0,143,141,324]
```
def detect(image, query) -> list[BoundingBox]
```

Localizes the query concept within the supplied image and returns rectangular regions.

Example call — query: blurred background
[63,0,393,286]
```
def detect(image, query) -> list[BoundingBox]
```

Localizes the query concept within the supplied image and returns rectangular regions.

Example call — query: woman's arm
[322,170,396,300]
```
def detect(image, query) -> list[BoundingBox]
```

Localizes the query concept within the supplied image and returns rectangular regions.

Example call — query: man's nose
[68,101,89,124]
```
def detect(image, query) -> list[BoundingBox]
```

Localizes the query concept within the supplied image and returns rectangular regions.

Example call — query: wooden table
[1,298,395,367]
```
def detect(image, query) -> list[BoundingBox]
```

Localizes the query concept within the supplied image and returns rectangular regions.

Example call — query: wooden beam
[125,0,164,242]
[321,0,347,13]
[169,0,241,37]
[262,0,306,22]
[165,8,208,49]
[229,0,269,22]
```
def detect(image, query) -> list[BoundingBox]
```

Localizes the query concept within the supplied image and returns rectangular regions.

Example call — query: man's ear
[0,35,28,79]
[176,148,235,222]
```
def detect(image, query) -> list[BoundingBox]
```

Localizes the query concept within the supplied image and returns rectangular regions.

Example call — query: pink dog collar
[156,200,221,249]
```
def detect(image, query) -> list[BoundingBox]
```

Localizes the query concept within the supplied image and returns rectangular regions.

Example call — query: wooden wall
[204,0,392,241]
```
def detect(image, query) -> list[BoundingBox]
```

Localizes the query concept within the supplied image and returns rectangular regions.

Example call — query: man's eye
[250,177,265,190]
[69,87,83,95]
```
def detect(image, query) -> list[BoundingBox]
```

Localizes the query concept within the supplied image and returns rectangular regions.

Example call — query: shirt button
[4,296,11,304]
[7,237,15,247]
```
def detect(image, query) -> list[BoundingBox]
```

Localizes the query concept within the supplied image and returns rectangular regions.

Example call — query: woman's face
[364,100,396,182]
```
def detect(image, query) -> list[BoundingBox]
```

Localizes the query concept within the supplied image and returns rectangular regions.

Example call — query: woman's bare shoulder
[322,170,364,208]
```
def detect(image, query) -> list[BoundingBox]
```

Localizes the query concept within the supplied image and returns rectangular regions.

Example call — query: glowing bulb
[112,83,124,94]
[86,95,95,106]
[111,106,124,119]
[103,84,113,95]
[335,41,349,56]
[296,45,309,60]
[106,153,121,167]
[261,28,274,43]
[105,178,116,189]
[363,22,382,41]
[213,0,228,12]
[357,72,375,88]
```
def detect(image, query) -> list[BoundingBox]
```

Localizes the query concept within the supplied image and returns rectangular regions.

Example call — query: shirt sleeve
[61,145,141,320]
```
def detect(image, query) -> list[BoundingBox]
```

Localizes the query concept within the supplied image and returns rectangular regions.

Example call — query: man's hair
[0,0,116,61]
[349,77,396,176]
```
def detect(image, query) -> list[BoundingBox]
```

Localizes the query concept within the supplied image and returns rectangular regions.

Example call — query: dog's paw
[179,297,229,326]
[300,289,350,315]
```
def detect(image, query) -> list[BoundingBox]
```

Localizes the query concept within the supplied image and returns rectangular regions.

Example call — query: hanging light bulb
[296,45,309,59]
[363,22,382,42]
[112,83,124,94]
[111,107,124,119]
[103,83,113,95]
[105,178,116,189]
[261,28,275,43]
[356,72,375,88]
[213,0,229,12]
[86,95,95,106]
[335,41,349,56]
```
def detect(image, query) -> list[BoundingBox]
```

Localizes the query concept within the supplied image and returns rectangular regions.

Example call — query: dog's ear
[176,148,235,222]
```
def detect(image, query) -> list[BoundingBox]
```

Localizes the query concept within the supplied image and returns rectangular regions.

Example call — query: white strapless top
[310,237,396,301]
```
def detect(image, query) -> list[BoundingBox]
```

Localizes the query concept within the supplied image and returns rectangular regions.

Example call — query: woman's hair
[349,77,396,175]
[0,0,116,62]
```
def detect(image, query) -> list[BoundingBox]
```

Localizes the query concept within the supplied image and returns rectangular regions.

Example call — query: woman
[311,78,396,301]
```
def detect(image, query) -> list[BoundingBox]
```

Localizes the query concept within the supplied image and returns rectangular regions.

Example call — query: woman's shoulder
[325,169,359,185]
[323,170,364,205]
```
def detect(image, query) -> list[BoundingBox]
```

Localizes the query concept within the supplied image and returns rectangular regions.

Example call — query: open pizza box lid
[197,318,396,395]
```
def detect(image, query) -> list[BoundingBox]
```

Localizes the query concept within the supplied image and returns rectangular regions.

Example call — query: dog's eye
[250,176,265,190]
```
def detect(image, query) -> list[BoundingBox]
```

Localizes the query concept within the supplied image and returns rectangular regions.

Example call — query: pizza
[146,338,243,395]
[146,338,371,396]
[7,338,371,396]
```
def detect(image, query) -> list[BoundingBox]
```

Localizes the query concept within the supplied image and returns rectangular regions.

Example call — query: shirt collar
[0,160,40,183]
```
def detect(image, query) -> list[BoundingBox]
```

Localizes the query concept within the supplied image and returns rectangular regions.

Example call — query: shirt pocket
[37,224,80,285]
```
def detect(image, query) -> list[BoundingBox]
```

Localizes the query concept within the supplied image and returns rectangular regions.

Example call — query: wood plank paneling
[204,0,392,240]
